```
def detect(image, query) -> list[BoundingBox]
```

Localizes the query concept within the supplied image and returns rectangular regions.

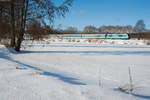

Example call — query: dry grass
[0,39,10,46]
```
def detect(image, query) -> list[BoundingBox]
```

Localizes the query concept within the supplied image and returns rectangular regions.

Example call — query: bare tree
[63,26,78,34]
[83,25,97,33]
[98,25,133,34]
[134,19,146,33]
[0,0,10,40]
[1,0,73,51]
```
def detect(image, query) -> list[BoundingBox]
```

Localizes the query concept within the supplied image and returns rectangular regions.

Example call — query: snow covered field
[0,41,150,100]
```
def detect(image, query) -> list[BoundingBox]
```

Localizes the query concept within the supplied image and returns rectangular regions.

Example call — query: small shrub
[119,67,134,93]
[146,42,150,45]
[35,68,43,75]
[119,84,134,93]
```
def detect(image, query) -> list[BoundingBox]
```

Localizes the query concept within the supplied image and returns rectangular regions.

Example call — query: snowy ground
[0,41,150,100]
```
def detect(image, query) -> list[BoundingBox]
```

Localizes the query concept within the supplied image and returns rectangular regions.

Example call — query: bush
[129,32,150,40]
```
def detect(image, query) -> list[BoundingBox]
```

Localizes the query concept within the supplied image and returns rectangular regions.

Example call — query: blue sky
[54,0,150,31]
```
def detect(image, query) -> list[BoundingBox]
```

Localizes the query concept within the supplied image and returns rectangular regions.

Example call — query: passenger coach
[52,33,130,39]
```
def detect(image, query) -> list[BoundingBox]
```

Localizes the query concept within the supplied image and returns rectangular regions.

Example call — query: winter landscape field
[1,0,150,99]
[0,40,150,100]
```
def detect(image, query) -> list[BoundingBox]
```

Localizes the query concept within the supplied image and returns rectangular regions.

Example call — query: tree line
[62,19,147,34]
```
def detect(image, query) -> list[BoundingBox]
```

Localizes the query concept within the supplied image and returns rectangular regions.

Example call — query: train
[49,33,130,39]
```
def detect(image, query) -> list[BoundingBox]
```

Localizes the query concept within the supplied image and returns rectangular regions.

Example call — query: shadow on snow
[114,88,150,100]
[20,50,150,55]
[0,47,86,85]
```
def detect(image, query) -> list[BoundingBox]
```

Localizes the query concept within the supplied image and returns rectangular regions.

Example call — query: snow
[41,38,150,45]
[0,41,150,100]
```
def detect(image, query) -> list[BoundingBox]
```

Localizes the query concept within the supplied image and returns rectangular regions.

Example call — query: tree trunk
[0,7,2,41]
[10,0,15,47]
[15,0,29,51]
[15,31,24,51]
